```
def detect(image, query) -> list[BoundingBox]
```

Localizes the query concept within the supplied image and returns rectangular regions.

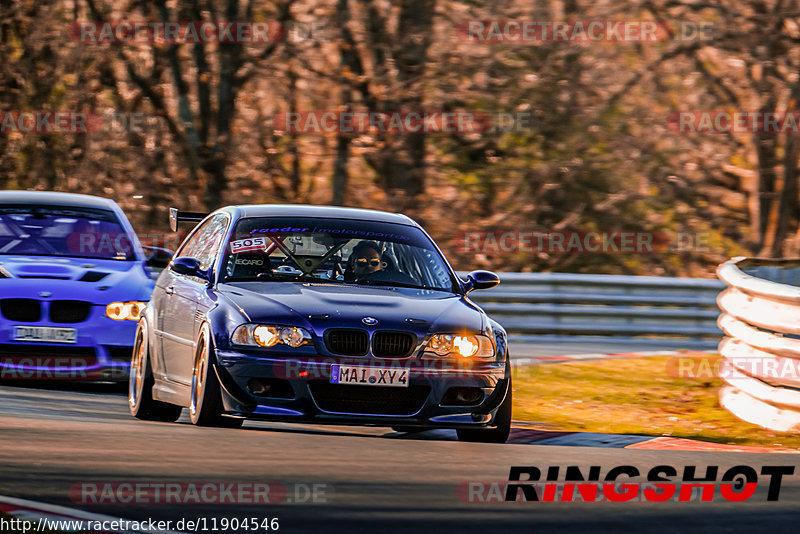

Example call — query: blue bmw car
[129,205,512,442]
[0,191,165,382]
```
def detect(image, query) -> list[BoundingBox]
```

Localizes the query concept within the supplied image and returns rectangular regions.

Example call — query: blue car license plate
[13,326,77,344]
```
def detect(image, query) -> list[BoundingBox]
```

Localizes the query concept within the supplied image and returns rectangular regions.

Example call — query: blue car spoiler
[169,207,209,232]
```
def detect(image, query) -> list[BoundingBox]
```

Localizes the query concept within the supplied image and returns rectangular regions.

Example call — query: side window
[176,214,229,271]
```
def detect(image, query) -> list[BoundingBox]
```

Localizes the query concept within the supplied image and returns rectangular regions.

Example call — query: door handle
[165,286,174,295]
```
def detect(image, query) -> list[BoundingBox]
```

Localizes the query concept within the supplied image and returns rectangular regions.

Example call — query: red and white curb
[0,495,181,533]
[506,427,799,452]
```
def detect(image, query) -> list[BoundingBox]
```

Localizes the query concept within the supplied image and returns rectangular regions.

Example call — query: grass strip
[511,354,800,448]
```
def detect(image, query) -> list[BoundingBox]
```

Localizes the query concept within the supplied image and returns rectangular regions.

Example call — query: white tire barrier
[717,257,800,431]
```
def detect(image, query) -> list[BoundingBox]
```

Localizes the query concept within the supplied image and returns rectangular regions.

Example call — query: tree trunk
[332,135,350,205]
[770,131,800,256]
[755,103,778,254]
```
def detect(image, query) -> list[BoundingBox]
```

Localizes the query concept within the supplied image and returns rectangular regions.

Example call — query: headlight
[106,301,147,321]
[232,324,312,348]
[423,334,495,359]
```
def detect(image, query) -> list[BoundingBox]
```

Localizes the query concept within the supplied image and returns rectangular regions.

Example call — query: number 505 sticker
[231,237,268,253]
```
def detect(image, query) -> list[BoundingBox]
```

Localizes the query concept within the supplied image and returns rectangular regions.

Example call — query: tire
[457,377,512,444]
[189,324,244,428]
[129,321,183,422]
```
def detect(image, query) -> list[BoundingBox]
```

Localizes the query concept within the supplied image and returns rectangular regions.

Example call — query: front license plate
[330,364,408,387]
[13,326,77,344]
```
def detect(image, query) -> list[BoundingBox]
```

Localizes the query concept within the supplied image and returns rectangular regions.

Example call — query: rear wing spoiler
[169,208,209,232]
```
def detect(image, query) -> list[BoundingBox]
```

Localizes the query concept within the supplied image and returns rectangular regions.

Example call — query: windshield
[221,217,456,292]
[0,206,135,261]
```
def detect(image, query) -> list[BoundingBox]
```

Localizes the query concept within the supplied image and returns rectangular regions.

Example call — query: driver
[350,241,386,277]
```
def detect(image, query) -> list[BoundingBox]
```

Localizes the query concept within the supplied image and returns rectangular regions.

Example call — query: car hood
[0,255,154,303]
[218,282,486,335]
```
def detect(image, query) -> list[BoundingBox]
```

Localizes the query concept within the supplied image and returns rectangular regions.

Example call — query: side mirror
[143,246,174,270]
[170,256,205,278]
[465,270,500,293]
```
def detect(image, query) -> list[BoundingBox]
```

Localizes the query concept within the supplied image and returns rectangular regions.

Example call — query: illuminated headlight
[232,324,312,348]
[423,334,495,359]
[106,301,147,321]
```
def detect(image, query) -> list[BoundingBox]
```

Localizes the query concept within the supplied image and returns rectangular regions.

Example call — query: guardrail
[459,272,724,350]
[716,257,800,431]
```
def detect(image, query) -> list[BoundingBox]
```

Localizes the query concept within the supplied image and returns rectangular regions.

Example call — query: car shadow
[204,419,452,441]
[233,421,534,443]
[233,422,636,447]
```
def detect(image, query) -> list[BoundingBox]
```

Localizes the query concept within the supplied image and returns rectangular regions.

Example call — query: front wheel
[457,378,512,443]
[129,321,183,422]
[189,324,243,428]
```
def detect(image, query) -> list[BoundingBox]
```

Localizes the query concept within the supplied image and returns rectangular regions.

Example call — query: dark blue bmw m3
[129,205,512,442]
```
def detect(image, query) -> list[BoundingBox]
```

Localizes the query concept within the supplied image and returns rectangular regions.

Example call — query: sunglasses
[355,258,382,267]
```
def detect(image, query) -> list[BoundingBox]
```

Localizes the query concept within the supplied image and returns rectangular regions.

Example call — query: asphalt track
[2,353,800,534]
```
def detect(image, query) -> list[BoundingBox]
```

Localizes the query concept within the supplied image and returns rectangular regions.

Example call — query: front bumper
[214,349,510,428]
[0,308,137,381]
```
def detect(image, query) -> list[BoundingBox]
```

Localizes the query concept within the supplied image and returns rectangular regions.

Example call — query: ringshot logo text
[459,465,794,503]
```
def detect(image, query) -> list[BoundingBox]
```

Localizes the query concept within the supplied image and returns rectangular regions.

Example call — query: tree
[642,0,800,257]
[82,0,293,210]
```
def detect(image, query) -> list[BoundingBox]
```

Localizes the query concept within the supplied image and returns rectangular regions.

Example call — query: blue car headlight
[422,334,495,360]
[231,324,312,348]
[106,301,147,321]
